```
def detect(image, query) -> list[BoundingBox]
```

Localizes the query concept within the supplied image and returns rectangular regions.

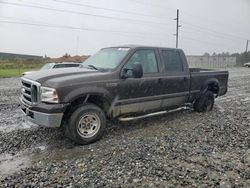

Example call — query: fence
[186,56,236,68]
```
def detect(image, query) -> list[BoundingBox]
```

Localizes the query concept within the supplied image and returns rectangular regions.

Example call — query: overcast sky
[0,0,249,57]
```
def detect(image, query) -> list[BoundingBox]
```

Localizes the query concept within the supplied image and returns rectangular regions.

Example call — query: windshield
[40,63,55,70]
[81,47,130,70]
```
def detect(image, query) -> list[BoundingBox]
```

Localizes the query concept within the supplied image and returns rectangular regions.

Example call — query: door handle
[184,77,188,82]
[158,78,163,84]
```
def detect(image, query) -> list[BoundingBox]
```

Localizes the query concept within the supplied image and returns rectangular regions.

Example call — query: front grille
[21,78,41,106]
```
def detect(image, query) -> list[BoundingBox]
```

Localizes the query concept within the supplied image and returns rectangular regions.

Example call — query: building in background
[186,56,236,68]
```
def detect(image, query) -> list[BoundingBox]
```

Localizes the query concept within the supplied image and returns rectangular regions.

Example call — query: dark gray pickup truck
[20,45,228,144]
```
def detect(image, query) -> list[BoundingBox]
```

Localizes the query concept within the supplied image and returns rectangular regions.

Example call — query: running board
[118,106,190,121]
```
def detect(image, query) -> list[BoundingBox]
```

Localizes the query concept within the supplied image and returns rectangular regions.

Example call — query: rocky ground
[0,68,249,187]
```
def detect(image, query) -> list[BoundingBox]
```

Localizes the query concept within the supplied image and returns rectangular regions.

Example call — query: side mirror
[122,62,143,79]
[132,62,143,78]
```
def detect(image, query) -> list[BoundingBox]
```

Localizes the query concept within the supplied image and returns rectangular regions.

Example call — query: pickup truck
[20,45,228,144]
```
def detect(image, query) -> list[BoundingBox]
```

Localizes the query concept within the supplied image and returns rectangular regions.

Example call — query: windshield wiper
[87,64,98,70]
[82,64,107,71]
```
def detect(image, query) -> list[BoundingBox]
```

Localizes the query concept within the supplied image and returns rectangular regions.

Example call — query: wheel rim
[77,113,101,138]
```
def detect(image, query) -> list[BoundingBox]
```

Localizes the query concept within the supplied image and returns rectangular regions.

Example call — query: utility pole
[246,40,249,52]
[174,9,181,48]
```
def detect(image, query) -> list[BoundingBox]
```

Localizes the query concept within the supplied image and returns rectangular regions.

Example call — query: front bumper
[20,98,68,128]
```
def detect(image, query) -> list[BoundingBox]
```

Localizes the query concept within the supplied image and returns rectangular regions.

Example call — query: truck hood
[24,67,97,84]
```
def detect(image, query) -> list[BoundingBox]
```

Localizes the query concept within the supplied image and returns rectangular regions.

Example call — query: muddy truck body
[20,45,228,144]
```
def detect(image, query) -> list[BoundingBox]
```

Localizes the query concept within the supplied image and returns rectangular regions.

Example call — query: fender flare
[61,86,113,104]
[200,78,220,95]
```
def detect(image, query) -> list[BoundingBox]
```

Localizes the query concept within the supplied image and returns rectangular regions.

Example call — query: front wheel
[67,104,106,145]
[194,91,215,112]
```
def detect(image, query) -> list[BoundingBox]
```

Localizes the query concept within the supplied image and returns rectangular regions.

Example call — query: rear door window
[161,50,183,72]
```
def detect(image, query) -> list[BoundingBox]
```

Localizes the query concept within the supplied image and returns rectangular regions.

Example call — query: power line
[53,0,169,20]
[181,21,246,40]
[181,10,250,39]
[0,1,174,28]
[179,26,244,50]
[181,36,222,46]
[180,10,238,33]
[181,35,237,49]
[181,25,245,42]
[1,1,246,50]
[0,15,49,25]
[18,0,55,8]
[0,19,171,41]
[1,16,238,49]
[0,19,240,52]
[127,0,249,41]
[0,16,169,38]
[127,0,175,12]
[7,0,246,43]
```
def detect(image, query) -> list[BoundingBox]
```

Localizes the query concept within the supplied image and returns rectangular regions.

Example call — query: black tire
[65,104,106,145]
[194,91,215,112]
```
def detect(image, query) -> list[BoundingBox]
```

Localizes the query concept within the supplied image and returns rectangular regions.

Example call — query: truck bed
[189,68,229,101]
[189,68,224,72]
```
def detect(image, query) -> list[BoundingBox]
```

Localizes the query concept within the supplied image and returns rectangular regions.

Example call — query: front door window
[125,49,158,75]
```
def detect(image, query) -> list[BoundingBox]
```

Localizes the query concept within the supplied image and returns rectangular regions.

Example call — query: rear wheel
[66,104,106,145]
[194,91,215,112]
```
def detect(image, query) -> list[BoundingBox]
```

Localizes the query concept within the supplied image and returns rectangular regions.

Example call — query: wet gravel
[0,68,250,187]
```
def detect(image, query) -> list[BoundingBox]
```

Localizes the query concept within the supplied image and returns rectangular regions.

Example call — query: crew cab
[20,45,228,144]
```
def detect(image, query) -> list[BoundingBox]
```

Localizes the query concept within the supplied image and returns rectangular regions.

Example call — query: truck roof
[103,45,180,51]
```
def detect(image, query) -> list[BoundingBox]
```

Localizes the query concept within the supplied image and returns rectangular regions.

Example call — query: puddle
[31,146,91,163]
[0,145,47,178]
[0,122,37,133]
[0,110,38,133]
[0,153,30,177]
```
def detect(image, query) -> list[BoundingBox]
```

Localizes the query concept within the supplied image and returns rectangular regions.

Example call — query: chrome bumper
[20,99,63,128]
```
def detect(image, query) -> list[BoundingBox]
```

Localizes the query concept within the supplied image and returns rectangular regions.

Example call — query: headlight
[40,86,59,103]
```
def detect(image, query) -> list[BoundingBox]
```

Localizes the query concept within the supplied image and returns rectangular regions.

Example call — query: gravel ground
[0,68,250,187]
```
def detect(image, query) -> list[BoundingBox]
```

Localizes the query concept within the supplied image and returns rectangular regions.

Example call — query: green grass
[0,68,40,78]
[0,60,44,77]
